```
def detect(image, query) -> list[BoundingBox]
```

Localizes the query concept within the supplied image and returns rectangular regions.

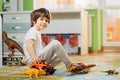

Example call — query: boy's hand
[32,56,41,64]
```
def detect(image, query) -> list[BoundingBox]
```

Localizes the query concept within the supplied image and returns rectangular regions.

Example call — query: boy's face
[33,17,49,31]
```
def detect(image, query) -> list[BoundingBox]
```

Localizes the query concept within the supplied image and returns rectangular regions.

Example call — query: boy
[23,8,94,72]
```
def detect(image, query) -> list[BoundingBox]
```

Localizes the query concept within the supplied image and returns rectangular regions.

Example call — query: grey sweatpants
[38,40,72,67]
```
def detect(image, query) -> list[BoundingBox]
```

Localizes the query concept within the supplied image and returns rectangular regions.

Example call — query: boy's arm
[27,39,41,64]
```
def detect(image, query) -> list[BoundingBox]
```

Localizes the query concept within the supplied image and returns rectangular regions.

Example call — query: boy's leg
[39,40,72,67]
[47,56,61,66]
[39,40,96,73]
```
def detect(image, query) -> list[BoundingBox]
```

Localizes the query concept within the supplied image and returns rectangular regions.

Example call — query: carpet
[0,53,120,80]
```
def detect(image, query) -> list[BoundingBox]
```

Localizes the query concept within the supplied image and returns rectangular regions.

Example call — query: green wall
[87,9,102,51]
[23,0,33,11]
[0,0,3,11]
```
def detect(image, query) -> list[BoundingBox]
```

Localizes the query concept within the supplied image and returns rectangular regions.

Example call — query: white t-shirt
[23,27,42,62]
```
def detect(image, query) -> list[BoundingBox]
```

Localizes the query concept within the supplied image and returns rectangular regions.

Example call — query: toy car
[30,60,56,75]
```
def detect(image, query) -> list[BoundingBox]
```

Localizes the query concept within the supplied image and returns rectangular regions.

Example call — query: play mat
[0,53,120,80]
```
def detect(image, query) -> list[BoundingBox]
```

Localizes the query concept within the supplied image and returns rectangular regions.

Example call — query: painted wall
[23,0,33,11]
[87,9,102,51]
[0,0,3,11]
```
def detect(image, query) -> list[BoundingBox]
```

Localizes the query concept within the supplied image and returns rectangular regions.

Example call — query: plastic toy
[2,31,24,57]
[77,63,96,69]
[18,68,46,79]
[102,69,119,74]
[68,63,96,74]
[30,60,56,75]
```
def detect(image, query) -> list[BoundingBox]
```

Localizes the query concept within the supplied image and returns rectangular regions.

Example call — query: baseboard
[89,50,102,53]
[103,46,120,53]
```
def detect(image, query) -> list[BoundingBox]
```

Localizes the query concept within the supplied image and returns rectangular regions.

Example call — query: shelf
[3,52,24,57]
[105,6,120,9]
[0,11,31,14]
[50,7,98,13]
[3,55,24,57]
[0,7,93,66]
[0,7,98,14]
[41,32,81,34]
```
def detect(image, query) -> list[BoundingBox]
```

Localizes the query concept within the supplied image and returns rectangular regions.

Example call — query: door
[81,10,92,55]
